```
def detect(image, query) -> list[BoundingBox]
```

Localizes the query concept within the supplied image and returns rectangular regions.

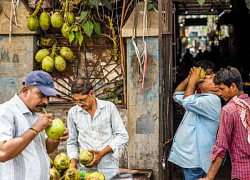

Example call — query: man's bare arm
[198,156,223,180]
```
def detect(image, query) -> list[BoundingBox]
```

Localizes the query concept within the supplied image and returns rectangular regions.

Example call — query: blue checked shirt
[67,98,129,179]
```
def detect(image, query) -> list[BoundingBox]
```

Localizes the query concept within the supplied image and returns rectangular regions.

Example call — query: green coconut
[51,12,63,28]
[84,171,94,179]
[55,56,67,72]
[196,67,206,79]
[39,11,51,31]
[66,12,75,25]
[79,150,94,166]
[45,118,66,140]
[61,23,70,39]
[35,49,50,63]
[53,152,70,171]
[60,47,74,61]
[85,172,105,180]
[63,168,81,180]
[27,16,39,31]
[42,56,54,72]
[49,167,61,180]
[50,157,54,168]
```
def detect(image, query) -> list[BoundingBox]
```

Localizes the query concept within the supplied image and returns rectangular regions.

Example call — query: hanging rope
[141,0,149,90]
[131,0,150,90]
[131,0,143,74]
[9,0,20,46]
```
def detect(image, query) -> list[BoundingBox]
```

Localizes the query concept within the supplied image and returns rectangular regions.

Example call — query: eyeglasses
[72,95,89,105]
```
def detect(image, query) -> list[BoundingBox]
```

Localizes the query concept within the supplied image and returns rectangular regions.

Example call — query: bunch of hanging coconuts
[27,0,75,36]
[27,0,75,73]
[35,43,74,72]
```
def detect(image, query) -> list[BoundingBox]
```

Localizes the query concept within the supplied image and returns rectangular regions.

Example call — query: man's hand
[183,67,202,98]
[46,128,69,154]
[57,128,69,142]
[189,67,204,84]
[70,158,78,169]
[32,113,53,133]
[85,149,103,168]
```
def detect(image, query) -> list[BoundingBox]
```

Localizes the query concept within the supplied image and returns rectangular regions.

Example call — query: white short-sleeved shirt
[0,94,50,180]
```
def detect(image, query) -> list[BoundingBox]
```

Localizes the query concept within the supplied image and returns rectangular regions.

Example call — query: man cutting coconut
[0,70,68,180]
[67,78,129,180]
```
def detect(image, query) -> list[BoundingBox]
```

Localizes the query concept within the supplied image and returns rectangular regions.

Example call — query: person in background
[168,67,221,180]
[182,48,193,70]
[199,66,250,180]
[67,78,129,180]
[0,70,69,180]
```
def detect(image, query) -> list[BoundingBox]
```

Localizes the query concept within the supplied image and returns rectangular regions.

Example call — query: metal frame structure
[158,0,176,179]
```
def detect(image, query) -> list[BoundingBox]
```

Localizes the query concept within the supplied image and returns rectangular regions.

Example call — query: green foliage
[197,0,206,6]
[101,0,112,10]
[93,23,101,35]
[75,32,84,45]
[90,0,101,9]
[80,11,88,21]
[83,21,94,37]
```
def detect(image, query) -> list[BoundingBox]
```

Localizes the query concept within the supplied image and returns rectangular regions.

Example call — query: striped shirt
[67,98,129,180]
[210,94,250,179]
[0,94,50,180]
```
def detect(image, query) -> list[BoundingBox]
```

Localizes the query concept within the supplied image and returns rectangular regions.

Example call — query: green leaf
[75,32,83,46]
[101,0,112,10]
[197,0,205,6]
[83,21,94,37]
[147,3,155,10]
[93,23,101,35]
[90,0,101,8]
[69,31,75,44]
[80,11,88,22]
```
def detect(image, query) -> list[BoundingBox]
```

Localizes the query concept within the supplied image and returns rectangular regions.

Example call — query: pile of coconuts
[35,43,74,72]
[49,152,80,180]
[49,152,105,180]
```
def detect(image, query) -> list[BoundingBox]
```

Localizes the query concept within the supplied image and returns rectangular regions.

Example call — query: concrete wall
[126,38,159,179]
[0,1,37,103]
[0,35,36,103]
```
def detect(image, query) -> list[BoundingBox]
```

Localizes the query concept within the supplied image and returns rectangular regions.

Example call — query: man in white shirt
[67,78,129,179]
[0,70,68,180]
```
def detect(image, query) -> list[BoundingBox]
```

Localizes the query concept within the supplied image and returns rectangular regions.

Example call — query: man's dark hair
[195,60,214,70]
[71,78,93,95]
[214,66,243,91]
